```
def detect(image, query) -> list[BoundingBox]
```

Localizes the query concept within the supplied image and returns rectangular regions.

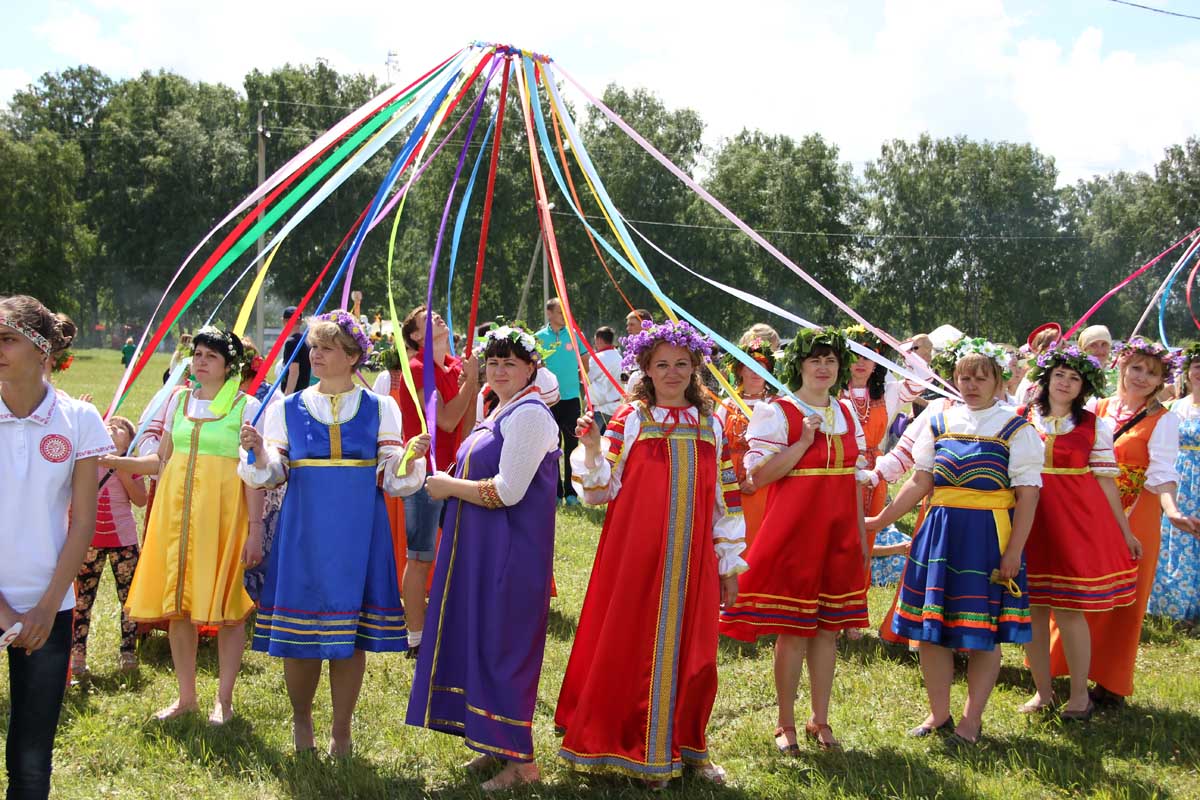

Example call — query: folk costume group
[4,289,1200,798]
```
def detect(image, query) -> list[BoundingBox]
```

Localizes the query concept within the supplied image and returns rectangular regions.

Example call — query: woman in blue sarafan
[869,344,1043,749]
[240,310,429,756]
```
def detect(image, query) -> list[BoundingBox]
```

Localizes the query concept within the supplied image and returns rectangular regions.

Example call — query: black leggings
[6,609,72,800]
[551,397,581,499]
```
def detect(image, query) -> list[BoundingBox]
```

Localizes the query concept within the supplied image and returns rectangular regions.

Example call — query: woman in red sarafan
[555,321,746,789]
[1016,342,1140,721]
[719,327,870,754]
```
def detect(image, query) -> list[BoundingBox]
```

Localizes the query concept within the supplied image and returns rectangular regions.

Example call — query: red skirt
[1025,472,1138,611]
[721,471,868,640]
[555,434,720,779]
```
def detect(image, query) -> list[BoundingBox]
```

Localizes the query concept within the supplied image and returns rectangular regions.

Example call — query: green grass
[8,349,1200,799]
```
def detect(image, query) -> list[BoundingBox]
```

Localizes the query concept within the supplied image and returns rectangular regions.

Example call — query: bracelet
[477,479,504,510]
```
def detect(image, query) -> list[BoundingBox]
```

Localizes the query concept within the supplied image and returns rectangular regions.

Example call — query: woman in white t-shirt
[0,295,115,800]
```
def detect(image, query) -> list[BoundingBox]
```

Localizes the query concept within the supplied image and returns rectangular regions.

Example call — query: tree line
[3,62,1200,348]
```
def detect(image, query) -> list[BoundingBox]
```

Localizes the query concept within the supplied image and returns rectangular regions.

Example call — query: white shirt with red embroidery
[0,383,115,613]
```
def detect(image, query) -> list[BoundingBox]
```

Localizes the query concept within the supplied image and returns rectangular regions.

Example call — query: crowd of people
[2,289,1200,797]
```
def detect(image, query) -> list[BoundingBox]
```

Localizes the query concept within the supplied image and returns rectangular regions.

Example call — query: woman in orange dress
[1048,337,1198,705]
[717,335,777,550]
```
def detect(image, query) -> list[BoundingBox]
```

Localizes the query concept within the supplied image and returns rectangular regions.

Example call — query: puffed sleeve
[372,370,391,396]
[240,395,263,427]
[1007,422,1045,488]
[875,400,940,485]
[570,402,640,505]
[378,394,426,496]
[911,413,937,474]
[1089,415,1120,478]
[1145,409,1181,490]
[744,401,789,476]
[162,390,185,434]
[239,397,287,488]
[711,415,748,576]
[494,404,561,506]
[536,367,560,408]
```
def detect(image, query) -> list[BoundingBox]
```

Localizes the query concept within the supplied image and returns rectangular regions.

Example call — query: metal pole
[516,237,542,324]
[255,101,269,347]
[542,240,549,323]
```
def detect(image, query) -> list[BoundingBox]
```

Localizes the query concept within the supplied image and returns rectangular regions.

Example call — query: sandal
[689,763,727,785]
[1089,685,1126,708]
[944,722,983,751]
[1059,702,1095,722]
[463,753,501,773]
[774,725,800,756]
[1019,694,1057,714]
[481,763,540,792]
[804,719,842,751]
[908,716,955,738]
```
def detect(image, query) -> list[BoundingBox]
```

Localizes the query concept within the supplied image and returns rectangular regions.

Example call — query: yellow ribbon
[233,243,282,337]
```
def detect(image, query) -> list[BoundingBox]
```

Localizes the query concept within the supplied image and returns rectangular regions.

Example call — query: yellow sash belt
[1041,466,1090,475]
[930,486,1016,552]
[289,458,378,468]
[786,467,857,477]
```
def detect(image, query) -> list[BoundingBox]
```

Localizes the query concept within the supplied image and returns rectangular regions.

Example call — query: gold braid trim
[477,478,504,509]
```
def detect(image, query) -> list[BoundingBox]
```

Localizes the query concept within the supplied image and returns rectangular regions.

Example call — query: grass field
[4,349,1199,799]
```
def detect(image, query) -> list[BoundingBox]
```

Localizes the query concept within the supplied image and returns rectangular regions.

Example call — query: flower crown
[930,337,1012,381]
[1180,340,1200,369]
[776,326,855,392]
[52,351,74,373]
[1026,340,1107,398]
[317,309,372,367]
[722,337,776,381]
[1113,336,1182,384]
[473,325,541,360]
[192,326,244,374]
[620,320,715,373]
[842,324,883,353]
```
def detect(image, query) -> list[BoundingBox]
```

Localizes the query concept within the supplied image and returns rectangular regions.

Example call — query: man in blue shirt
[535,298,587,506]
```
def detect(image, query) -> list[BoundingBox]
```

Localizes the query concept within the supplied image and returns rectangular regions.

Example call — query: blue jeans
[403,487,444,562]
[6,610,72,800]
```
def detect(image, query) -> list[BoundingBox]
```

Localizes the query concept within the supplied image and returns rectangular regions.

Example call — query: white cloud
[0,68,32,108]
[12,0,1200,182]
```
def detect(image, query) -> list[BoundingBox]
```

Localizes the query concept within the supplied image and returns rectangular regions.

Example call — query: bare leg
[805,630,839,746]
[1022,605,1055,710]
[209,622,246,723]
[917,643,954,730]
[958,648,1002,740]
[1054,610,1092,712]
[157,620,200,719]
[773,635,806,748]
[402,560,433,643]
[329,650,366,756]
[283,658,322,752]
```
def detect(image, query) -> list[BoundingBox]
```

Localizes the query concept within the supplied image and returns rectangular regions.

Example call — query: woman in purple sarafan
[406,325,561,792]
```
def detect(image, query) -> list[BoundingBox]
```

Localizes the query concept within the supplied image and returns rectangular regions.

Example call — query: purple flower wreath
[317,309,373,367]
[620,319,715,373]
[1026,340,1107,397]
[1113,336,1183,384]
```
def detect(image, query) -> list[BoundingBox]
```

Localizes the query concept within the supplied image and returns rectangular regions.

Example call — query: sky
[3,0,1200,184]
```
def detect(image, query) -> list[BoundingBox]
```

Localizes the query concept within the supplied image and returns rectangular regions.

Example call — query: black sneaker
[406,644,420,660]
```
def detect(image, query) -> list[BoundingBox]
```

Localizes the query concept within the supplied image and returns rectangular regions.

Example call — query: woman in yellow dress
[123,327,264,724]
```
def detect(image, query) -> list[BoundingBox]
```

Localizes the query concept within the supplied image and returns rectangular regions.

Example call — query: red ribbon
[1063,226,1200,340]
